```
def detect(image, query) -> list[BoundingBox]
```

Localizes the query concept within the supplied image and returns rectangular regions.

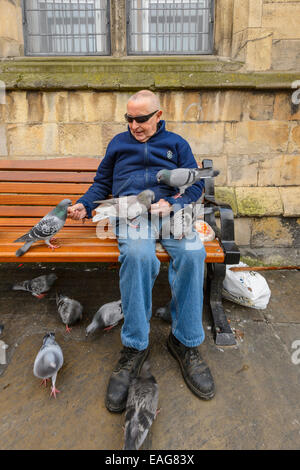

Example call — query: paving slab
[0,263,299,450]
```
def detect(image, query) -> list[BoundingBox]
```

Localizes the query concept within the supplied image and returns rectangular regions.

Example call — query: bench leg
[207,263,236,346]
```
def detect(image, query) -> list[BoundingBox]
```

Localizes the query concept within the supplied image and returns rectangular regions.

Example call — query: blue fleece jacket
[77,120,204,218]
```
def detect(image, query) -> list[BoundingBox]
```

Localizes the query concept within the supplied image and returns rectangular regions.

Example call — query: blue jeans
[113,215,206,350]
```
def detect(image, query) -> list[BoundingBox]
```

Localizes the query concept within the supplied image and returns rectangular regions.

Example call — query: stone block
[7,123,59,156]
[280,155,300,186]
[0,0,19,41]
[245,92,274,121]
[68,92,116,123]
[249,0,263,28]
[280,187,300,217]
[236,187,283,216]
[245,28,273,71]
[258,155,283,186]
[58,123,102,156]
[272,40,300,72]
[5,92,28,123]
[160,92,201,122]
[27,92,44,123]
[251,217,293,247]
[232,0,250,34]
[274,93,300,121]
[199,91,245,122]
[288,124,300,153]
[227,155,258,186]
[114,92,132,122]
[224,121,289,155]
[167,122,225,155]
[215,187,238,215]
[262,3,300,39]
[234,217,252,246]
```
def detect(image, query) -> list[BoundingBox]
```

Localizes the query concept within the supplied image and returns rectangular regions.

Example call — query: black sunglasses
[124,110,158,124]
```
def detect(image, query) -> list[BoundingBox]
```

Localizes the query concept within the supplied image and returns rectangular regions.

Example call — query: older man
[68,90,215,412]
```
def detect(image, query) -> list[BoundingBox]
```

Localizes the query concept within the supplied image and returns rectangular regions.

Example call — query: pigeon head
[137,189,155,205]
[85,318,104,336]
[156,169,169,184]
[52,199,72,219]
[42,332,56,345]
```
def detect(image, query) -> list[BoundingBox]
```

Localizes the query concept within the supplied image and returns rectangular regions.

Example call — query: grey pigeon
[155,301,172,324]
[93,190,155,227]
[156,167,219,189]
[33,332,63,399]
[14,199,72,257]
[124,361,159,450]
[12,274,58,299]
[85,299,123,336]
[56,292,83,333]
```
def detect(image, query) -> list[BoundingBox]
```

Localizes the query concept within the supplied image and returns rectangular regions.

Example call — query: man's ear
[157,110,163,119]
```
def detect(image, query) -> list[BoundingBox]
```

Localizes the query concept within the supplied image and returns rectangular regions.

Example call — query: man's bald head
[128,90,160,113]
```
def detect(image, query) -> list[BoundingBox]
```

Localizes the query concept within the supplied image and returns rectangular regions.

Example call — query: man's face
[126,99,162,143]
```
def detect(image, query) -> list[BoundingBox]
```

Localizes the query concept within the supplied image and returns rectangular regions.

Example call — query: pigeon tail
[15,241,34,257]
[14,233,31,243]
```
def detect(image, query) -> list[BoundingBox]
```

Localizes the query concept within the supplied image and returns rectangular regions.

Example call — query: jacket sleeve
[76,141,116,218]
[164,139,204,209]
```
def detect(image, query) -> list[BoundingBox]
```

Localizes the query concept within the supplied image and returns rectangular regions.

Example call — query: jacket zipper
[145,142,149,186]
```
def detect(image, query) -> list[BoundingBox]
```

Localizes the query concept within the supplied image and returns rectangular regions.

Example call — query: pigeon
[124,361,159,450]
[93,190,155,227]
[85,299,123,336]
[160,203,200,240]
[56,292,83,333]
[156,167,219,189]
[33,332,64,399]
[14,199,72,257]
[11,274,58,299]
[154,301,172,324]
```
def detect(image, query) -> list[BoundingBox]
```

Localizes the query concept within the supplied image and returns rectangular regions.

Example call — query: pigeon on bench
[14,199,72,257]
[93,190,155,227]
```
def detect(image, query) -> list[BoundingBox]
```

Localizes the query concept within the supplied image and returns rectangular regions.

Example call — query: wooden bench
[0,157,240,346]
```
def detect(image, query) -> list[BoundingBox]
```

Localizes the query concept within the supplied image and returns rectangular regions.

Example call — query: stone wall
[0,89,299,264]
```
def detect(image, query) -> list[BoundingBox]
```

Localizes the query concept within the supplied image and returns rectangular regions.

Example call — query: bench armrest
[202,159,240,265]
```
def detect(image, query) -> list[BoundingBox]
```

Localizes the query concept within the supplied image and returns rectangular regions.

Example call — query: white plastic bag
[222,262,271,309]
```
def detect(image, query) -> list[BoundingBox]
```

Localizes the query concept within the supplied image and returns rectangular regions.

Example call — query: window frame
[126,0,215,56]
[22,0,112,56]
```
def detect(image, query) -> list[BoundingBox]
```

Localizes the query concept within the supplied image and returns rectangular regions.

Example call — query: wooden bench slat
[0,195,83,205]
[0,182,91,194]
[0,170,95,183]
[0,158,100,171]
[0,217,95,227]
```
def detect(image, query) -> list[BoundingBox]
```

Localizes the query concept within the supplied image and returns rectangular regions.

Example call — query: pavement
[0,262,300,450]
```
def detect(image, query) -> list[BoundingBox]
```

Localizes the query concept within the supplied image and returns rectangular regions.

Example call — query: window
[127,0,214,55]
[22,0,214,56]
[23,0,110,55]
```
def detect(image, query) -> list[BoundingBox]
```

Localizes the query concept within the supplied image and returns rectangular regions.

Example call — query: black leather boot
[105,346,150,412]
[167,333,215,400]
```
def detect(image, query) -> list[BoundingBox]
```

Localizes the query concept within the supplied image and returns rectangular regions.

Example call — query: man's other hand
[67,203,87,221]
[150,199,172,217]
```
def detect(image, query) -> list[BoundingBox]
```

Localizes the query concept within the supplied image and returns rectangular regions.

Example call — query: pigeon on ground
[33,332,64,399]
[156,167,219,189]
[56,292,83,333]
[85,299,123,336]
[154,301,172,324]
[93,190,155,227]
[14,199,72,257]
[124,361,159,450]
[11,274,58,299]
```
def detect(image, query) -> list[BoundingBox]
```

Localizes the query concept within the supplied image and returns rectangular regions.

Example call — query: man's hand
[67,203,87,221]
[150,199,172,217]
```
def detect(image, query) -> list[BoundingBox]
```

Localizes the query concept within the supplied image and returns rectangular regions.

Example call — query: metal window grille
[23,0,110,55]
[127,0,214,55]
